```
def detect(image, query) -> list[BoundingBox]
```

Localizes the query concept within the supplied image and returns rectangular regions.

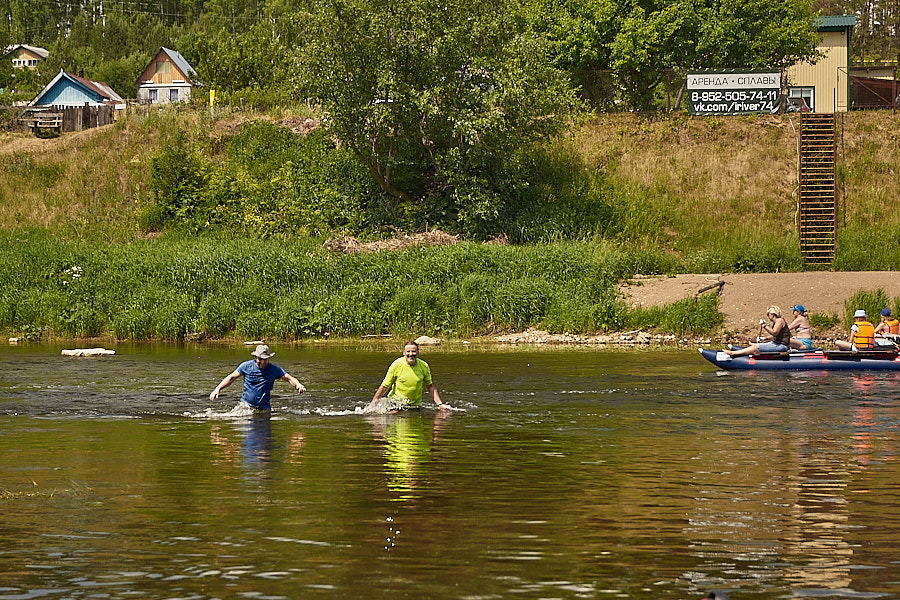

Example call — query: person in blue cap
[787,304,813,350]
[874,308,899,335]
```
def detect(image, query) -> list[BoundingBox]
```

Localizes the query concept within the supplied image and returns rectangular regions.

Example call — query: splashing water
[185,402,259,420]
[361,396,413,414]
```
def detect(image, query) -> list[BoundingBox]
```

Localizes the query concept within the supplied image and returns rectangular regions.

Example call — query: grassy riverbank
[1,108,898,341]
[2,108,898,262]
[0,231,720,341]
[575,111,900,270]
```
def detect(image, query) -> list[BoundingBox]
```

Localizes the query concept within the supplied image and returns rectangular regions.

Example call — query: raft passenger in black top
[725,306,790,357]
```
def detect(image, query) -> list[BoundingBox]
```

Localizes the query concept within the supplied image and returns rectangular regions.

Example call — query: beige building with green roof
[784,16,856,113]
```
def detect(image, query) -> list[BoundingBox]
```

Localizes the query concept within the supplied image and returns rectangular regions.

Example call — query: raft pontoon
[698,347,900,371]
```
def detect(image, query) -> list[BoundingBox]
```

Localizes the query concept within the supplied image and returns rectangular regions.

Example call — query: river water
[1,342,899,600]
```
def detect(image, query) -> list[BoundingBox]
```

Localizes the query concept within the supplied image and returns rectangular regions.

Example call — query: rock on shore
[61,348,116,356]
[493,328,697,346]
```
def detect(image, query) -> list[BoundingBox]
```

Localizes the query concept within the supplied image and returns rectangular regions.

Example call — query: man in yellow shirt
[366,341,448,411]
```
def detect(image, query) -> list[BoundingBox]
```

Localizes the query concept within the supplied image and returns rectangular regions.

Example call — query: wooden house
[5,44,49,69]
[784,16,856,113]
[136,47,197,105]
[22,70,124,133]
[31,70,124,107]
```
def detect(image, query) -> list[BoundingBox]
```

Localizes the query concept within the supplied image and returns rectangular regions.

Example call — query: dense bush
[0,232,722,341]
[145,123,378,236]
[145,131,212,230]
[0,107,25,132]
[142,116,628,241]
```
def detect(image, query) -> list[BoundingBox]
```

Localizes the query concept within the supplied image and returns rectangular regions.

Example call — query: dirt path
[618,272,900,332]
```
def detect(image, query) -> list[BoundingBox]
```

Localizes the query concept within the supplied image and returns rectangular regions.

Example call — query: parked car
[785,96,811,112]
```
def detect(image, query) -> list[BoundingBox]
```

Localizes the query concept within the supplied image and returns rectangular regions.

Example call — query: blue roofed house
[23,70,124,133]
[136,47,198,105]
[31,70,124,107]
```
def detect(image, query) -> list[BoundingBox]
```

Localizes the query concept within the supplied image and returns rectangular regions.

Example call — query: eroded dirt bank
[618,272,900,332]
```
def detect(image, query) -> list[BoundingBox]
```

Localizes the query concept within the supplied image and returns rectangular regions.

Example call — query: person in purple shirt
[209,344,306,410]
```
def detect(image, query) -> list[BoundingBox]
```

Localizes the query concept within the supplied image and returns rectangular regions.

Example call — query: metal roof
[30,70,124,106]
[5,44,49,58]
[161,47,197,81]
[816,15,856,30]
[70,72,124,103]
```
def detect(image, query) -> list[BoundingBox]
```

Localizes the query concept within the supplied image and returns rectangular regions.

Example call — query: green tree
[693,0,821,69]
[608,0,701,110]
[201,0,263,33]
[830,0,900,63]
[94,53,152,99]
[41,10,172,97]
[297,0,583,235]
[0,29,13,91]
[2,0,63,44]
[523,0,821,110]
[9,63,40,93]
[191,22,294,97]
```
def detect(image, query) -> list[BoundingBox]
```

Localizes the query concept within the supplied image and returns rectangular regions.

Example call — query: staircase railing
[797,113,836,265]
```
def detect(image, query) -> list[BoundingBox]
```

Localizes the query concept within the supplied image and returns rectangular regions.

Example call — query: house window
[170,88,179,102]
[156,61,171,74]
[788,87,815,112]
[149,89,158,102]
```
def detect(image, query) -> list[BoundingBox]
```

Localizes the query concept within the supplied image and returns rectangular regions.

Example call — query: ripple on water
[2,347,900,600]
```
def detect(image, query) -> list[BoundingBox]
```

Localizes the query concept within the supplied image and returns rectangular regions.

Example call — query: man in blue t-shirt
[209,344,306,410]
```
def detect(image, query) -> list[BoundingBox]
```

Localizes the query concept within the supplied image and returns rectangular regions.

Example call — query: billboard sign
[687,71,781,115]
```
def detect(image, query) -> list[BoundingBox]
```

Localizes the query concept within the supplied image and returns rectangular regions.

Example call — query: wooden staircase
[798,113,837,265]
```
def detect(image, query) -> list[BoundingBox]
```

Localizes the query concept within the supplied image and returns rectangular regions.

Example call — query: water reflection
[209,414,305,475]
[365,411,449,501]
[684,375,900,598]
[782,436,853,592]
[364,410,452,560]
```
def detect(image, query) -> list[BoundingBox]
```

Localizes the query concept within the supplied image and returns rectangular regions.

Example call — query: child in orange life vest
[836,309,875,351]
[874,308,900,335]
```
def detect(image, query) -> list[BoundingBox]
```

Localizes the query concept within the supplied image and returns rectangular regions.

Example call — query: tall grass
[841,288,900,328]
[0,231,721,341]
[626,294,723,336]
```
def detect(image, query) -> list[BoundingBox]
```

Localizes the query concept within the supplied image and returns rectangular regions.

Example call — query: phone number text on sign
[690,90,778,103]
[687,71,781,115]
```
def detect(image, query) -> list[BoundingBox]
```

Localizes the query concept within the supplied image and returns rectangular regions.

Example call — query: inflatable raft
[698,347,900,371]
